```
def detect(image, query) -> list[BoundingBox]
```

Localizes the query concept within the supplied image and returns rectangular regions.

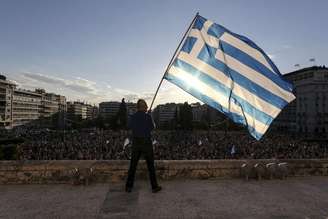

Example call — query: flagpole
[148,12,199,111]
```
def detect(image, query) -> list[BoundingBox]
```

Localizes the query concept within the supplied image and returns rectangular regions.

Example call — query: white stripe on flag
[167,65,269,135]
[188,29,293,103]
[189,30,205,57]
[215,50,295,103]
[189,28,219,48]
[178,52,282,119]
[189,28,274,77]
[220,32,275,74]
[188,20,219,57]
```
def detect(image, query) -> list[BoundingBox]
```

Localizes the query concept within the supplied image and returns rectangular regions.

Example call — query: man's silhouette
[125,99,161,193]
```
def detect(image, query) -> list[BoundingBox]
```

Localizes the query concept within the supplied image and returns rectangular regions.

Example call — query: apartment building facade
[0,75,67,128]
[275,66,328,136]
[12,89,42,127]
[67,101,87,121]
[0,75,15,128]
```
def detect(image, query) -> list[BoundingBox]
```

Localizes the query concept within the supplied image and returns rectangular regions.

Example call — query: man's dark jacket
[128,111,155,138]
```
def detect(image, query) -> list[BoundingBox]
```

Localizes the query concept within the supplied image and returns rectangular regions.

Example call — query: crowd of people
[7,127,328,160]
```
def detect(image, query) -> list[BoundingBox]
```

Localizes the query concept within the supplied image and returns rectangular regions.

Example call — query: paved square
[1,177,328,219]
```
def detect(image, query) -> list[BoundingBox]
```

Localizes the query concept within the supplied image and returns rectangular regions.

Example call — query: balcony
[13,99,41,104]
[12,105,39,110]
[13,115,39,120]
[13,110,40,113]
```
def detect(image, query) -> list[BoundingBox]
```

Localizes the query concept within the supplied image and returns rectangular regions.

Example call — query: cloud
[113,88,155,102]
[282,44,292,49]
[123,94,139,102]
[22,72,67,86]
[65,83,95,93]
[113,88,135,95]
[9,72,154,104]
[21,72,100,95]
[141,92,154,101]
[8,72,200,107]
[267,44,292,61]
[150,82,199,106]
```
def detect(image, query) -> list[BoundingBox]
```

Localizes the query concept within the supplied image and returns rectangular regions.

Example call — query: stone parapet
[0,159,327,184]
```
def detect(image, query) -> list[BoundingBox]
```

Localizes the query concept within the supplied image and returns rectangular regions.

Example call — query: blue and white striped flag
[164,15,295,140]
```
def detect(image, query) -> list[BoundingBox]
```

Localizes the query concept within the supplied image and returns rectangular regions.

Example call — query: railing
[13,105,39,110]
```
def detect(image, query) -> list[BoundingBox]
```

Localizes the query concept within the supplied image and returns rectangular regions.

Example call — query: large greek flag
[164,15,295,140]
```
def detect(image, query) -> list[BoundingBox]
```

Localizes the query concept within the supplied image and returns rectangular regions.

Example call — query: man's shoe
[152,186,162,193]
[125,187,132,193]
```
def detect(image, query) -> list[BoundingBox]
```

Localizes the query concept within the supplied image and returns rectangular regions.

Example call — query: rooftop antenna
[309,58,316,66]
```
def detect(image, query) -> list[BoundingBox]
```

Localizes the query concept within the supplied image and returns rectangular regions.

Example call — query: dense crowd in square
[6,127,327,160]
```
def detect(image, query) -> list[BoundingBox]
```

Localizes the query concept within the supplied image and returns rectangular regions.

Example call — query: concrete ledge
[0,159,328,184]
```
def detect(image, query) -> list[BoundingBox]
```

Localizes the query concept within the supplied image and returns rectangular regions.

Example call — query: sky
[1,0,327,106]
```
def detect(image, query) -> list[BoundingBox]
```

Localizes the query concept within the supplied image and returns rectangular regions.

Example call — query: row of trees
[161,102,194,130]
[157,102,244,131]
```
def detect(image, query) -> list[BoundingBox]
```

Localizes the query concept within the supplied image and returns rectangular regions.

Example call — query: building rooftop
[0,78,16,86]
[14,88,42,96]
[283,65,328,77]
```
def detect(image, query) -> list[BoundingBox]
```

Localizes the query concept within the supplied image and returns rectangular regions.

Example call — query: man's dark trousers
[126,137,158,189]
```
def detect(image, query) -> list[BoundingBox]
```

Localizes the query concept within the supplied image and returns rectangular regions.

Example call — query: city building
[126,102,137,116]
[191,102,204,122]
[191,102,225,125]
[35,89,60,118]
[86,104,98,120]
[99,100,136,119]
[56,94,67,113]
[153,102,228,129]
[0,75,16,128]
[67,101,87,120]
[0,74,67,128]
[275,66,328,136]
[12,89,42,127]
[99,101,121,119]
[152,103,179,127]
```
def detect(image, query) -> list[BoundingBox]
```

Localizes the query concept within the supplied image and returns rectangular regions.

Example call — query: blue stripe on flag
[228,31,283,76]
[164,72,264,140]
[197,46,289,109]
[164,15,295,140]
[205,20,284,77]
[197,15,285,80]
[181,37,197,54]
[207,23,226,38]
[193,15,206,30]
[173,59,274,125]
[219,41,293,92]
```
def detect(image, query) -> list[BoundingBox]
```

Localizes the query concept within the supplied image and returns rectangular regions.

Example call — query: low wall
[0,159,328,184]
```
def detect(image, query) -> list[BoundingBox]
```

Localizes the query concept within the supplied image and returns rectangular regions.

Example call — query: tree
[114,98,127,129]
[95,116,105,129]
[200,106,211,130]
[179,102,193,130]
[110,116,119,130]
[171,106,179,129]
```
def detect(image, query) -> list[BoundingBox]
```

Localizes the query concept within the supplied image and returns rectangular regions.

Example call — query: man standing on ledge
[125,99,161,193]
